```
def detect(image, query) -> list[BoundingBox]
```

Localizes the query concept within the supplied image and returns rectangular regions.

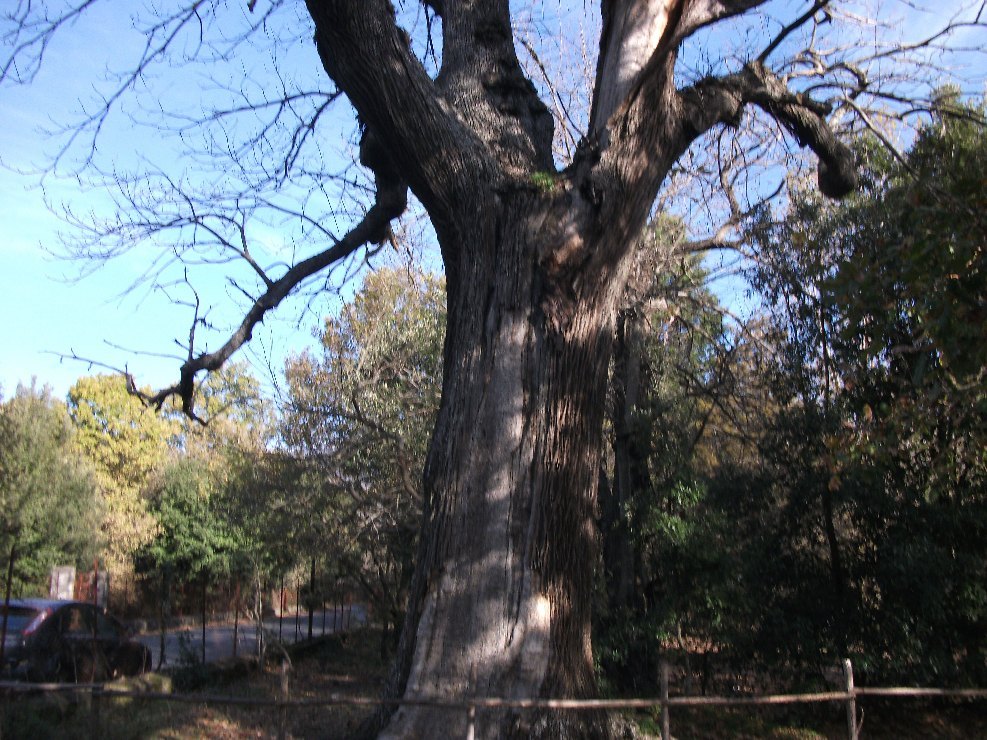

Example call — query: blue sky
[0,19,166,397]
[0,4,346,399]
[1,7,185,395]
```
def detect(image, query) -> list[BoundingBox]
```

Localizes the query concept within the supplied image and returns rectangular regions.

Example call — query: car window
[96,612,122,640]
[0,606,41,634]
[62,606,94,637]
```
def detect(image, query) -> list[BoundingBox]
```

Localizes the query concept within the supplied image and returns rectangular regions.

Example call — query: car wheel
[24,650,62,683]
[68,647,110,682]
[113,643,152,677]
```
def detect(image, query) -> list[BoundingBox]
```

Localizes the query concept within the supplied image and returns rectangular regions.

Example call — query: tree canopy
[282,265,445,648]
[735,95,987,683]
[0,383,101,594]
[67,374,173,578]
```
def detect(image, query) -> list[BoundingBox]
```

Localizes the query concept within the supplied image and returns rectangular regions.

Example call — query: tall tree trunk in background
[157,573,168,670]
[255,574,265,667]
[603,311,648,613]
[0,544,16,667]
[308,557,316,641]
[818,297,849,652]
[201,578,207,665]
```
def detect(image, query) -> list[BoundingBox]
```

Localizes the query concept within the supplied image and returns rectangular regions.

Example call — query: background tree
[282,265,444,654]
[136,457,237,666]
[597,217,763,694]
[737,95,987,684]
[178,362,274,464]
[216,446,315,663]
[174,363,280,662]
[67,374,173,592]
[594,94,987,693]
[0,383,101,597]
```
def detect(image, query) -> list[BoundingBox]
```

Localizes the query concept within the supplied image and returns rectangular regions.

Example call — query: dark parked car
[1,598,151,682]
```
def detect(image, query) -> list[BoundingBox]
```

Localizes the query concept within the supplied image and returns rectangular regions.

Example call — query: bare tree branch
[134,172,407,420]
[757,0,830,64]
[679,60,857,198]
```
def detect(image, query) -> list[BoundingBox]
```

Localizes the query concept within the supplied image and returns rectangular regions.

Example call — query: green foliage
[826,103,987,512]
[282,265,445,641]
[530,170,559,192]
[67,374,173,576]
[830,98,987,390]
[822,104,986,684]
[0,383,102,594]
[67,374,174,494]
[599,100,987,692]
[178,362,274,462]
[734,97,987,684]
[217,447,309,583]
[136,458,237,586]
[175,363,276,589]
[596,223,747,691]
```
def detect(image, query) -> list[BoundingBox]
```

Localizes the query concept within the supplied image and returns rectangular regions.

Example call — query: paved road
[137,605,367,668]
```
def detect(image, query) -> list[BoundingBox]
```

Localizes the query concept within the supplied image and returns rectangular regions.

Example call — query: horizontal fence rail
[2,661,985,740]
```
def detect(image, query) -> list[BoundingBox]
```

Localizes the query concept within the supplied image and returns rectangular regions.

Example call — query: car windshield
[1,606,42,634]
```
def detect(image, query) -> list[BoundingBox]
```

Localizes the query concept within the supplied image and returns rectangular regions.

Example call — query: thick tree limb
[679,61,857,197]
[743,62,857,197]
[592,0,684,129]
[440,0,512,71]
[437,0,554,172]
[136,177,407,421]
[590,0,770,130]
[677,0,768,36]
[306,0,493,226]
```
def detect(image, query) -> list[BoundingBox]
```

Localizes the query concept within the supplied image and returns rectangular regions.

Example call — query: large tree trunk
[305,3,857,737]
[379,192,631,738]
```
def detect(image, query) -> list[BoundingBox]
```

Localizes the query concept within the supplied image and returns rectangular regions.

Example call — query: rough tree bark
[300,1,856,737]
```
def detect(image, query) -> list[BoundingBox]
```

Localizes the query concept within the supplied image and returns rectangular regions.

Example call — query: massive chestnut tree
[314,7,855,737]
[4,1,982,736]
[311,5,850,737]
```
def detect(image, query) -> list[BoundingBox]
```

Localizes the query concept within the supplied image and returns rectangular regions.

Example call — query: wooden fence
[2,659,985,740]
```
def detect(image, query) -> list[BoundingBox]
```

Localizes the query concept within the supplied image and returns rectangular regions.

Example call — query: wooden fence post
[844,659,858,740]
[465,662,477,740]
[465,703,476,740]
[660,661,671,740]
[278,658,289,740]
[90,686,102,740]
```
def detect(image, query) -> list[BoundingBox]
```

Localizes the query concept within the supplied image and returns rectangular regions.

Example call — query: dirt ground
[2,630,983,739]
[0,630,386,740]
